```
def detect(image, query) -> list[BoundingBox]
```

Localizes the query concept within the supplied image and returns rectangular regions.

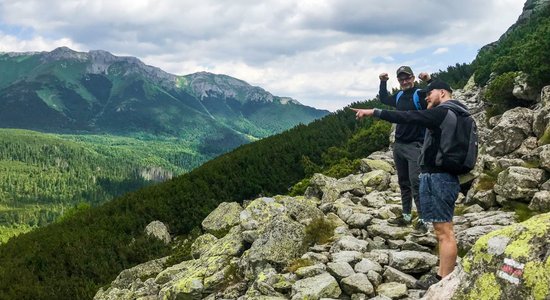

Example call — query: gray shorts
[419,173,460,223]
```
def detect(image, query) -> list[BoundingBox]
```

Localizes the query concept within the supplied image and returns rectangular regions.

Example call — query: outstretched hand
[351,108,374,119]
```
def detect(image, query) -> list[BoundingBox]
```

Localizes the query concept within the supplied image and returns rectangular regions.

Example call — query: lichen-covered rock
[367,223,413,240]
[340,273,375,296]
[295,264,326,278]
[191,234,217,258]
[330,236,368,253]
[240,197,286,232]
[291,272,342,300]
[362,170,391,192]
[94,257,168,299]
[456,225,505,252]
[360,159,395,174]
[455,213,550,300]
[144,220,171,244]
[376,282,408,299]
[388,251,438,273]
[202,202,242,237]
[354,258,383,274]
[246,215,306,272]
[330,251,363,264]
[327,262,355,280]
[485,107,534,156]
[493,166,546,201]
[307,173,365,203]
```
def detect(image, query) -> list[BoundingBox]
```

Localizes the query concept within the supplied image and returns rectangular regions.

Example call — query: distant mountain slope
[0,47,328,150]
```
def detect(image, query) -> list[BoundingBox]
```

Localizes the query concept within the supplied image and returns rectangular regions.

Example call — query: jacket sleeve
[373,106,447,129]
[379,81,396,107]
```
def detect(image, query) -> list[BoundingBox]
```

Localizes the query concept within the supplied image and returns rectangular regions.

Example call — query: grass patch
[285,258,314,273]
[501,201,537,222]
[303,217,337,246]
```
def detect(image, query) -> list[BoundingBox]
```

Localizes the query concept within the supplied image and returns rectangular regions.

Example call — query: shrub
[289,178,311,197]
[484,72,523,118]
[323,158,361,179]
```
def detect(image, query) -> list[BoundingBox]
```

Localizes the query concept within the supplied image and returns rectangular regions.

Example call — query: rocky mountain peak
[42,46,87,62]
[185,71,302,105]
[496,0,550,44]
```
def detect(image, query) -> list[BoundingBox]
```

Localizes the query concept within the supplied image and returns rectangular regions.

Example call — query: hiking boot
[413,220,429,234]
[415,275,440,290]
[388,215,411,227]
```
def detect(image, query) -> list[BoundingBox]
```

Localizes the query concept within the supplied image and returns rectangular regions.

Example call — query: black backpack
[436,102,478,175]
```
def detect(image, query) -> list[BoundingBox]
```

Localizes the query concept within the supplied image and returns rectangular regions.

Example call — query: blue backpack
[396,89,422,110]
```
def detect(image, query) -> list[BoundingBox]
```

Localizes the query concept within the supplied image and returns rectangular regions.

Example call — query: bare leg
[433,222,457,277]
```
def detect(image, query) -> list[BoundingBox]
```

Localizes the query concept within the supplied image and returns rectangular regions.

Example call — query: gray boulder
[485,107,534,156]
[331,236,368,253]
[529,190,550,212]
[145,220,171,244]
[376,282,408,299]
[362,170,391,192]
[340,273,375,296]
[201,202,242,237]
[360,159,395,174]
[383,266,417,289]
[367,223,413,240]
[291,273,342,300]
[512,71,539,102]
[327,262,355,280]
[247,215,306,271]
[493,166,546,201]
[540,144,550,171]
[533,106,550,140]
[388,251,438,273]
[354,258,383,274]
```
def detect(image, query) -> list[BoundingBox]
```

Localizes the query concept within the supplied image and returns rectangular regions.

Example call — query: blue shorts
[419,173,460,223]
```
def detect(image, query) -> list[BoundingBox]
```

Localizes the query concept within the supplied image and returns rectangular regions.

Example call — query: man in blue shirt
[379,66,431,232]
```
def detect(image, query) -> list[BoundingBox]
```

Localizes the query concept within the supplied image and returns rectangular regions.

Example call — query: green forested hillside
[0,129,208,243]
[0,100,389,299]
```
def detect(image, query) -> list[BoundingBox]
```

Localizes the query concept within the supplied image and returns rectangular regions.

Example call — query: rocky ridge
[94,75,550,299]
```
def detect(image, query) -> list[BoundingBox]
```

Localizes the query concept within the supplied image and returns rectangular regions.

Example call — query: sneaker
[388,215,411,227]
[415,275,440,290]
[414,220,428,234]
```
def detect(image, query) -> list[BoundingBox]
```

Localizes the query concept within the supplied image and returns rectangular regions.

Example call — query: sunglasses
[397,76,413,82]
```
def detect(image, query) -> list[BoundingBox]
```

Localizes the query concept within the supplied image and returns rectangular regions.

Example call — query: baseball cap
[396,66,414,76]
[426,80,453,93]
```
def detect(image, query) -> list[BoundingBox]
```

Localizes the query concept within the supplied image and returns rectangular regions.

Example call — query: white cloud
[433,47,449,55]
[0,0,526,111]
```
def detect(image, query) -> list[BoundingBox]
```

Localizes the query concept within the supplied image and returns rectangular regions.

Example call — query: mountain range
[0,47,328,154]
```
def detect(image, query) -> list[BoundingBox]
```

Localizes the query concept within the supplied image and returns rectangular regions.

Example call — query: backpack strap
[412,89,422,110]
[396,89,422,110]
[395,91,404,107]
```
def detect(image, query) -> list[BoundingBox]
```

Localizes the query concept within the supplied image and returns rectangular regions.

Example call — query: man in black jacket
[352,80,468,289]
[379,66,431,231]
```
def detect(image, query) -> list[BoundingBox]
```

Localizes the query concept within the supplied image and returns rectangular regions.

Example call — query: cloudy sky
[0,0,524,111]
